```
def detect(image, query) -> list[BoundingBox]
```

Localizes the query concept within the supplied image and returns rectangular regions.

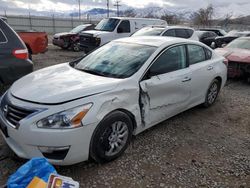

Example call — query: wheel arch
[89,108,136,162]
[214,76,222,90]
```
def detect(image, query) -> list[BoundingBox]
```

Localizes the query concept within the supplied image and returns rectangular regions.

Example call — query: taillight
[223,58,228,67]
[12,49,29,59]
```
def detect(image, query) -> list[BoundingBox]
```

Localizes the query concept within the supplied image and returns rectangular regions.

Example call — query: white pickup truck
[79,17,167,52]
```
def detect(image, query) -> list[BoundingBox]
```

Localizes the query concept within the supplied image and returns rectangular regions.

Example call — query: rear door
[140,45,192,127]
[187,44,216,104]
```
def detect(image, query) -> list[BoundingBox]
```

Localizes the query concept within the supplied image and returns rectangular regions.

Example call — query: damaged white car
[0,36,227,165]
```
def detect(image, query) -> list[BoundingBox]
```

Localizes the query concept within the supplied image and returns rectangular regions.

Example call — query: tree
[161,13,180,25]
[191,4,214,26]
[123,9,136,17]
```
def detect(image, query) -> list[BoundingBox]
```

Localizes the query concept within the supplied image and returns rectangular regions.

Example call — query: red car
[52,24,95,51]
[215,37,250,80]
[18,31,48,59]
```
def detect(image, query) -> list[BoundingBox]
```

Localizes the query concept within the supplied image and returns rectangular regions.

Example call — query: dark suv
[0,17,33,87]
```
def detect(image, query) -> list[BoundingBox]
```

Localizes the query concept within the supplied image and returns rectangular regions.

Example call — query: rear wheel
[204,79,220,107]
[90,111,133,163]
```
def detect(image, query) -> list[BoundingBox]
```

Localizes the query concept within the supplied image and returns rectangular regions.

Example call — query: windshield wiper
[81,69,106,77]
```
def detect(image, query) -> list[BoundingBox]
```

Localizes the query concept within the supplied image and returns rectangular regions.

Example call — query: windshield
[70,25,88,33]
[95,18,120,32]
[74,42,156,78]
[226,38,250,50]
[132,27,165,37]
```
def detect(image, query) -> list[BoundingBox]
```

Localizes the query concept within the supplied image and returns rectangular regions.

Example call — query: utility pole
[114,0,121,17]
[78,0,81,19]
[107,0,109,18]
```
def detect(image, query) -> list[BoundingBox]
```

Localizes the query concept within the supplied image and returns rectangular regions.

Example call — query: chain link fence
[1,14,100,34]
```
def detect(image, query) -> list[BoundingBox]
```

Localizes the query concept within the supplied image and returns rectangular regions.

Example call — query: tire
[61,39,70,50]
[72,43,80,52]
[203,79,220,107]
[90,111,133,163]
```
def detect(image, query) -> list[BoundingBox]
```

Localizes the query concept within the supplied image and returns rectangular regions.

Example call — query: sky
[0,0,250,17]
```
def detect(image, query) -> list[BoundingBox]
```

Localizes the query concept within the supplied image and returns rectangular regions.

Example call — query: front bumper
[0,94,97,165]
[52,38,64,47]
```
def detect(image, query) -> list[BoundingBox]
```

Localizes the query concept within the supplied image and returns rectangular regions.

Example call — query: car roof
[144,25,194,30]
[114,36,197,47]
[199,28,224,31]
[110,17,164,21]
[196,30,214,34]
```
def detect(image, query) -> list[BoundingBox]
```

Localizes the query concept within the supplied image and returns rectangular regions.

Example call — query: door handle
[207,66,214,70]
[182,77,192,82]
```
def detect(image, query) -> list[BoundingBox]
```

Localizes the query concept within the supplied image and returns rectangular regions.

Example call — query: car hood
[215,48,250,63]
[10,63,121,104]
[81,30,110,37]
[54,32,76,38]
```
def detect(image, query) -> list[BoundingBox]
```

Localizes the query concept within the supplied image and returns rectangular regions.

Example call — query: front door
[140,45,192,127]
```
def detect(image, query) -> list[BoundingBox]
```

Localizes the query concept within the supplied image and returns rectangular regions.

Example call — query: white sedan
[0,36,227,165]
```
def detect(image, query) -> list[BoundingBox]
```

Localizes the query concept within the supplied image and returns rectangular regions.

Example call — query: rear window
[0,29,7,43]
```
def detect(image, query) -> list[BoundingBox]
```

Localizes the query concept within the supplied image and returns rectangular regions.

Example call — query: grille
[1,95,35,128]
[5,104,34,128]
[79,35,98,46]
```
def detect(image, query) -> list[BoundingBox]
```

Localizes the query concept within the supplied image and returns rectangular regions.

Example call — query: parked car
[131,25,199,41]
[0,18,33,87]
[53,24,95,51]
[198,28,227,36]
[215,31,250,48]
[17,30,48,59]
[196,31,218,47]
[79,17,167,52]
[215,37,250,79]
[0,36,227,165]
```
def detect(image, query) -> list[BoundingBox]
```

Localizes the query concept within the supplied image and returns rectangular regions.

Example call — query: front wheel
[203,79,220,107]
[90,111,133,163]
[72,43,80,52]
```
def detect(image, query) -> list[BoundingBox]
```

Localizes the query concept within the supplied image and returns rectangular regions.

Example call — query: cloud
[0,0,250,17]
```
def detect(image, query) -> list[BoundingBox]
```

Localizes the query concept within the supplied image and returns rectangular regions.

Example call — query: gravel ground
[0,44,250,187]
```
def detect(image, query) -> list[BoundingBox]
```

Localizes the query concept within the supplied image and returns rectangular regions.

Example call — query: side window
[117,20,130,33]
[163,29,175,37]
[149,45,186,76]
[204,47,212,60]
[175,29,189,38]
[187,45,206,65]
[0,29,7,43]
[210,32,217,37]
[185,29,194,38]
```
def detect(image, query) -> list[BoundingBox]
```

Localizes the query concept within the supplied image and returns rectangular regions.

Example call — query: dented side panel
[139,69,191,127]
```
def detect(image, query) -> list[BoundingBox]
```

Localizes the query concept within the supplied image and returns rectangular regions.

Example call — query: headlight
[37,103,92,129]
[95,37,101,45]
